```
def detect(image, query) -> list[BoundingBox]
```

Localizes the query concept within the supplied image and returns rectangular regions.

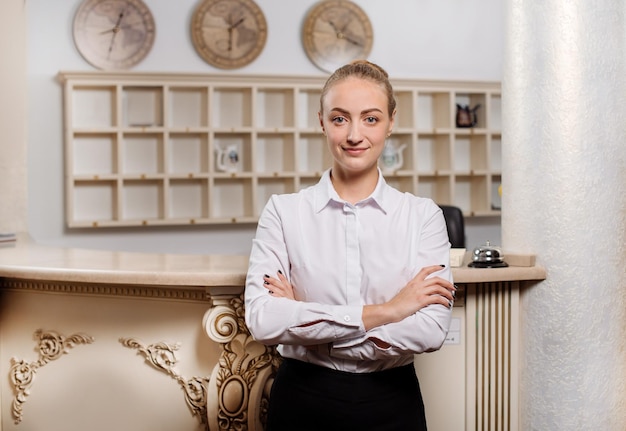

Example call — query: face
[319,77,395,177]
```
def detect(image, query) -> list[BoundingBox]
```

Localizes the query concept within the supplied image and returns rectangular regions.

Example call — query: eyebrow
[329,107,384,116]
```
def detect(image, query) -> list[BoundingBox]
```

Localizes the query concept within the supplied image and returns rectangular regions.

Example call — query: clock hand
[107,10,125,57]
[226,16,244,52]
[342,33,363,47]
[327,19,362,46]
[100,9,125,35]
[231,17,244,29]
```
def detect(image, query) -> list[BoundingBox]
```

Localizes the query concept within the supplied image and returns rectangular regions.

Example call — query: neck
[330,167,379,204]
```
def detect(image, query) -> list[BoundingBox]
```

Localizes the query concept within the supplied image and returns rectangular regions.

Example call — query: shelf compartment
[168,86,208,128]
[211,178,253,220]
[380,133,415,173]
[122,86,163,127]
[213,133,252,173]
[491,174,502,211]
[394,90,415,129]
[168,178,208,220]
[121,179,164,222]
[417,175,452,205]
[71,179,118,225]
[256,88,295,128]
[71,85,116,128]
[417,133,451,174]
[488,93,502,131]
[121,133,164,175]
[417,92,451,130]
[454,174,488,214]
[453,135,488,173]
[212,87,252,128]
[168,133,208,174]
[297,88,323,129]
[72,133,118,175]
[490,134,502,172]
[255,132,296,173]
[297,133,331,174]
[454,92,487,129]
[256,178,296,215]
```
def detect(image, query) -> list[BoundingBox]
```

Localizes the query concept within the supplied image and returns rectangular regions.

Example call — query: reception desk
[0,237,545,431]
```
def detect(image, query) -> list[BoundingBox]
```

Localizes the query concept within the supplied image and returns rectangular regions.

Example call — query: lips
[342,147,369,154]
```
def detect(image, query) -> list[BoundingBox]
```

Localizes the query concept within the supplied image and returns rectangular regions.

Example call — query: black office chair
[439,205,466,248]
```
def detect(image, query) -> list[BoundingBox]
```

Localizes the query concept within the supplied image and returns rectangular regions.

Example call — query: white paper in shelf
[450,248,466,267]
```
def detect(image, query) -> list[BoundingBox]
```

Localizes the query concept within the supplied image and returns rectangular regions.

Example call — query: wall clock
[191,0,268,69]
[302,0,374,73]
[73,0,156,70]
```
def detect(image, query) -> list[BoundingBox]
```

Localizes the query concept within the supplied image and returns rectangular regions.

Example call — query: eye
[332,116,347,124]
[364,116,378,124]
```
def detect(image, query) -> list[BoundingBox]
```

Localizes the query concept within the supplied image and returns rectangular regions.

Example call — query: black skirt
[265,358,427,431]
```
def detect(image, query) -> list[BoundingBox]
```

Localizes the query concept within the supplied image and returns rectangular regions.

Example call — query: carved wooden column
[203,293,280,431]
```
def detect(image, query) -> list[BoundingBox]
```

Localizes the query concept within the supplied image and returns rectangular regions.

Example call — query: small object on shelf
[456,104,481,128]
[215,144,240,173]
[468,241,509,268]
[379,142,406,172]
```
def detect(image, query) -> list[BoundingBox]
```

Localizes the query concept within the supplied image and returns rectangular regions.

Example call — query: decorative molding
[1,278,210,302]
[204,294,281,431]
[120,337,209,429]
[9,329,94,424]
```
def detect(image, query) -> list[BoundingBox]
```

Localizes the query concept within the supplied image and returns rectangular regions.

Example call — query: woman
[245,60,455,431]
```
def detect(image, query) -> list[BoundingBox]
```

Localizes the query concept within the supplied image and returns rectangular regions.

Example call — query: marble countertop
[0,235,545,287]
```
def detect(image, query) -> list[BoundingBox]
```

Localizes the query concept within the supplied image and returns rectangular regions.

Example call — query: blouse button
[343,315,351,322]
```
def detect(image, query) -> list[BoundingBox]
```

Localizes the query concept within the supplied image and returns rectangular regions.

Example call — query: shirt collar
[314,168,390,214]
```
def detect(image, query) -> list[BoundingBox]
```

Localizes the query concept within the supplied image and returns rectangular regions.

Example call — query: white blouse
[245,169,453,373]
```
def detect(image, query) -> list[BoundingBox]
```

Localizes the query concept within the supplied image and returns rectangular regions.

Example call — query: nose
[346,122,363,145]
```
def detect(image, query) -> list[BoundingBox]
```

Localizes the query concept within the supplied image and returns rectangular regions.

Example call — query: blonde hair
[319,60,396,117]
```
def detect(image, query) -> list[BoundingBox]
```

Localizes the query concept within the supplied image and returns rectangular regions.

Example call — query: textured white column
[503,1,626,429]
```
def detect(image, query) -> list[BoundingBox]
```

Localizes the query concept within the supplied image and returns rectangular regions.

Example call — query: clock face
[191,0,268,69]
[73,0,155,70]
[302,0,374,73]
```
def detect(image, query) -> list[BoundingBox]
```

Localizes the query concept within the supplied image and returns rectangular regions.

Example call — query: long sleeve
[245,195,367,346]
[244,170,454,372]
[330,204,453,360]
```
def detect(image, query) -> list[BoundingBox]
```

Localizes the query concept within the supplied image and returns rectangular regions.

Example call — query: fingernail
[440,264,446,268]
[453,284,458,290]
[264,274,270,278]
[278,270,283,275]
[264,280,270,285]
[448,300,453,308]
[452,290,457,299]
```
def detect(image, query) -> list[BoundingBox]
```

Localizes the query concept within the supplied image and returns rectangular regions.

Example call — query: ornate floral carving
[9,329,94,424]
[205,294,281,431]
[120,337,209,429]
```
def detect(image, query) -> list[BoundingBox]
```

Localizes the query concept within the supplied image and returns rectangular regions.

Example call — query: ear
[388,109,396,135]
[318,111,326,135]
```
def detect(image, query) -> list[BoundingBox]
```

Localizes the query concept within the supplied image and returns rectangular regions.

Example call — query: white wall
[26,0,504,255]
